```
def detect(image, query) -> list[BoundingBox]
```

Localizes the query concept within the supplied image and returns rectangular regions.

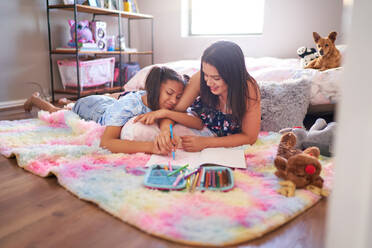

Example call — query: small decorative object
[107,35,115,51]
[297,46,319,68]
[67,20,94,48]
[117,35,126,50]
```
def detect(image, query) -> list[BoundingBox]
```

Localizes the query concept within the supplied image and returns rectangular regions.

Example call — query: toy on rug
[305,31,342,71]
[280,118,336,157]
[297,46,319,68]
[274,132,329,197]
[67,20,94,48]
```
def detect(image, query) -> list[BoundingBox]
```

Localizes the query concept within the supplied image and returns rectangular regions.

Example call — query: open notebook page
[145,147,246,170]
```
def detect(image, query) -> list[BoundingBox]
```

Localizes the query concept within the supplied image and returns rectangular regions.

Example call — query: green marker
[167,164,189,177]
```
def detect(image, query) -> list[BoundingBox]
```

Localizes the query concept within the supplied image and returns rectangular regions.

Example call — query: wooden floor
[0,108,327,248]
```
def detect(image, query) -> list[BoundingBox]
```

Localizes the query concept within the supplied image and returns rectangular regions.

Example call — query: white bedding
[125,57,343,106]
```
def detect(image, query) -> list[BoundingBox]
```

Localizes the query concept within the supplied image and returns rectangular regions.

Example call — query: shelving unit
[46,1,154,101]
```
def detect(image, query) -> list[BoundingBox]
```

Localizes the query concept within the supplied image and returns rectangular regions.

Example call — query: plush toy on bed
[67,20,94,48]
[279,118,336,157]
[274,132,329,197]
[297,46,319,68]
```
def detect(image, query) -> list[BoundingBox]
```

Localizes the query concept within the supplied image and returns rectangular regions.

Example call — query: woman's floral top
[189,97,241,137]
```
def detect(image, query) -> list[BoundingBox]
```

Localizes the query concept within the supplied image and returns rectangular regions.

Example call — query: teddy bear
[274,132,329,197]
[297,46,319,68]
[280,118,336,157]
[67,20,94,48]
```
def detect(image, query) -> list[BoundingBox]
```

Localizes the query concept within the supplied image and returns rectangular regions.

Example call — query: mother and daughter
[25,41,261,155]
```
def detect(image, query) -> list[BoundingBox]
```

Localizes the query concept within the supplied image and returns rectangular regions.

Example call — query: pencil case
[143,164,189,190]
[197,165,234,192]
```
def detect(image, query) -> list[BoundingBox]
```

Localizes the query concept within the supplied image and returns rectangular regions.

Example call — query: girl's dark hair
[145,66,186,110]
[200,40,259,124]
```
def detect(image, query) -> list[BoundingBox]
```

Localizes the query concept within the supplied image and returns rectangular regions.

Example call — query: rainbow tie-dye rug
[0,110,333,246]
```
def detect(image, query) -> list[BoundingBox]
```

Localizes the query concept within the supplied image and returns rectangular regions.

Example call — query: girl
[135,41,261,152]
[23,66,193,155]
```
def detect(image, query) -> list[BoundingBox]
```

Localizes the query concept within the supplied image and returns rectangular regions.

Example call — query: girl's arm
[134,109,203,130]
[100,126,168,154]
[182,82,261,151]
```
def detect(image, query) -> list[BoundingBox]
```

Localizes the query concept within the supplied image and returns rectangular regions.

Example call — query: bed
[124,54,344,131]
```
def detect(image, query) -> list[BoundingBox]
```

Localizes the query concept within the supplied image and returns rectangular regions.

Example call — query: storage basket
[57,57,115,89]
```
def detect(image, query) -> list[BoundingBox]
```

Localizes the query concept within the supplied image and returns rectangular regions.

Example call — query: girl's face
[202,62,228,97]
[158,80,184,109]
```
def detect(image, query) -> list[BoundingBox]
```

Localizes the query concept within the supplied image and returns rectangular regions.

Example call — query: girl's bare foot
[24,92,40,112]
[58,98,74,105]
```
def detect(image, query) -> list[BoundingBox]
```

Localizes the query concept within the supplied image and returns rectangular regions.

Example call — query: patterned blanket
[0,110,333,246]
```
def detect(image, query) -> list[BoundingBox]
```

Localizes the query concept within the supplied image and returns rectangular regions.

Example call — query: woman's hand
[181,135,207,152]
[134,109,167,125]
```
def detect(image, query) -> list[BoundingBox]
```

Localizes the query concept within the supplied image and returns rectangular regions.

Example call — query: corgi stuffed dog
[305,31,341,71]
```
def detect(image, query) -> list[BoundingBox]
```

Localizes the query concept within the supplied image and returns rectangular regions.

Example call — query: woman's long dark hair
[145,66,186,110]
[200,41,259,124]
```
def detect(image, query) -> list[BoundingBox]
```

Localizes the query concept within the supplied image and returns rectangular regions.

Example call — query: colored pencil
[170,124,175,160]
[167,164,189,177]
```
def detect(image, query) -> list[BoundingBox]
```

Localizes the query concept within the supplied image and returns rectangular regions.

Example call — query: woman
[136,41,261,152]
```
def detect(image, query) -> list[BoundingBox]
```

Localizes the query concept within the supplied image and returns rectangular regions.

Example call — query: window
[188,0,265,36]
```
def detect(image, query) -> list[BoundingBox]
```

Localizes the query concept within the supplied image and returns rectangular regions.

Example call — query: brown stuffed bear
[275,132,328,197]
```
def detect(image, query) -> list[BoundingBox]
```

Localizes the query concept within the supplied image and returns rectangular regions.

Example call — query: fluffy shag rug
[0,110,333,246]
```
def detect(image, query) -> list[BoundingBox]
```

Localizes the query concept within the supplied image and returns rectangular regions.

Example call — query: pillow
[124,64,158,91]
[124,60,200,91]
[259,76,311,132]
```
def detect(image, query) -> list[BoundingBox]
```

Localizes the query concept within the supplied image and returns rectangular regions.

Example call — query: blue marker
[170,124,175,160]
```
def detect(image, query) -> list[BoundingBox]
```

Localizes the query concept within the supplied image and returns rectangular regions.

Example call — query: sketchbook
[145,147,247,170]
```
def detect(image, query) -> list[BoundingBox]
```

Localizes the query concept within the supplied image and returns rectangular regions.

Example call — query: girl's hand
[155,129,173,152]
[151,139,169,155]
[134,110,167,125]
[154,130,181,152]
[181,135,207,152]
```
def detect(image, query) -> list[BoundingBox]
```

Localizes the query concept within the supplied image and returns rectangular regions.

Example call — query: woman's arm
[182,81,261,151]
[100,126,168,154]
[134,109,203,130]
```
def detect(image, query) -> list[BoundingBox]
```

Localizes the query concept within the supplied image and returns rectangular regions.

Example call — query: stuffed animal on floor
[279,118,336,157]
[67,20,94,48]
[297,46,319,68]
[274,132,329,197]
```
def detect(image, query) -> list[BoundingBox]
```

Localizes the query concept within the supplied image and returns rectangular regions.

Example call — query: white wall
[134,0,344,64]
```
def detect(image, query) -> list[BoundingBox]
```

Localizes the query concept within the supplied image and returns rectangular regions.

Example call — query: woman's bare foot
[24,92,40,112]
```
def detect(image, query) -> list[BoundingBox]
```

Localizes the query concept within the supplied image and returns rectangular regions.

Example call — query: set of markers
[143,164,234,192]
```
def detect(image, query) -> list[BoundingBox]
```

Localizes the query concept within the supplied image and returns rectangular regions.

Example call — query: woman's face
[158,80,184,109]
[202,62,228,97]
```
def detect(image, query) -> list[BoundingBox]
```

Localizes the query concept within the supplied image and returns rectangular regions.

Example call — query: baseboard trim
[0,99,26,110]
